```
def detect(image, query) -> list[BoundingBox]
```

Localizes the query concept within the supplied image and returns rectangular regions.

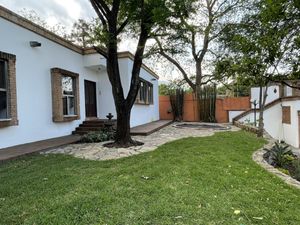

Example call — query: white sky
[0,0,173,81]
[0,1,138,51]
[0,0,95,28]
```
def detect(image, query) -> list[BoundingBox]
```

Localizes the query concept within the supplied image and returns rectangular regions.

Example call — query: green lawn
[1,131,300,225]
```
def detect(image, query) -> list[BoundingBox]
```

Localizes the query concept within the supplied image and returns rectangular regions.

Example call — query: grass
[0,131,300,225]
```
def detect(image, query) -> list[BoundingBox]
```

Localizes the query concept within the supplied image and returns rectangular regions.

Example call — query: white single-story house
[234,82,300,148]
[0,6,159,149]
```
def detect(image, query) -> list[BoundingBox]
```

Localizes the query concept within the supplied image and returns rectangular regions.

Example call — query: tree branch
[117,18,129,35]
[155,38,196,91]
[94,46,108,58]
[191,31,198,60]
[90,0,108,28]
[93,0,110,15]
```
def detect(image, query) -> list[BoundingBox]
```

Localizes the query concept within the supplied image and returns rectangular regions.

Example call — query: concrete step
[76,127,103,131]
[83,119,116,125]
[79,123,105,128]
[72,130,89,135]
[73,119,117,136]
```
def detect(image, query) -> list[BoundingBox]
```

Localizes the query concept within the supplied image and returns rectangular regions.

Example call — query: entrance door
[84,80,97,118]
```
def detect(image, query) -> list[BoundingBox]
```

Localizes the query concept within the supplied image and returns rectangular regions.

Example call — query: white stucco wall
[238,100,300,148]
[285,86,293,97]
[130,60,159,127]
[228,111,245,122]
[96,58,131,119]
[0,17,101,148]
[250,85,280,108]
[0,16,159,148]
[238,104,283,142]
[282,101,300,148]
[263,104,283,142]
[96,58,159,127]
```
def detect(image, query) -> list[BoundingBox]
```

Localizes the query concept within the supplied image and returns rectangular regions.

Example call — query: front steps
[72,119,116,135]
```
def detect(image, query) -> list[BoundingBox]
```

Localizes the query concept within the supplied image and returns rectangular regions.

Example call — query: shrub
[278,168,290,175]
[292,159,300,181]
[80,128,116,143]
[264,142,294,168]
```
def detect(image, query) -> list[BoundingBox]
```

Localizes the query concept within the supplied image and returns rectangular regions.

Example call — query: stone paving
[45,122,239,161]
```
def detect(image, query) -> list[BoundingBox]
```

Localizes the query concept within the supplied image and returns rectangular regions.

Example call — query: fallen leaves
[141,175,149,180]
[253,216,263,220]
[234,209,241,215]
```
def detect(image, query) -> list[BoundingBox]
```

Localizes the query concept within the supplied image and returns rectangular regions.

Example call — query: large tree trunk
[115,103,132,145]
[105,4,148,147]
[90,0,150,147]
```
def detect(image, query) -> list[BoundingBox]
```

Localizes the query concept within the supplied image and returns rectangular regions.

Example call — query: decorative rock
[45,123,240,161]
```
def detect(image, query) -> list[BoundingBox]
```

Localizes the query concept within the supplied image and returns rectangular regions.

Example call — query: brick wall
[159,94,250,123]
[159,95,173,120]
[216,97,251,123]
[182,94,199,121]
[215,99,228,123]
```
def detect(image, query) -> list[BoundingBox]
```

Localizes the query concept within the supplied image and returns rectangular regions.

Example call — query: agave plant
[264,142,293,168]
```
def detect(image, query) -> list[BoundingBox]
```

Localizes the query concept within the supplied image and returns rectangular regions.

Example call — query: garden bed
[233,121,259,134]
[263,142,300,182]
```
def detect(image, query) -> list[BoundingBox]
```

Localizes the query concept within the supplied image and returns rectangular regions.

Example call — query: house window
[282,106,291,124]
[0,51,18,128]
[0,60,8,119]
[51,68,80,122]
[62,76,76,116]
[136,79,154,105]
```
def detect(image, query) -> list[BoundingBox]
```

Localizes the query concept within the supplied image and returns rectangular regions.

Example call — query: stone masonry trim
[50,68,80,122]
[0,51,18,128]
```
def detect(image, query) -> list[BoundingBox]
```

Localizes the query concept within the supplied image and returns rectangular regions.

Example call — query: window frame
[0,51,18,128]
[51,68,80,122]
[135,78,154,105]
[62,75,76,116]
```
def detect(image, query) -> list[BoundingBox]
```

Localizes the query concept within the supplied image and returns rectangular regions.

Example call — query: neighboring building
[0,6,159,149]
[234,82,300,148]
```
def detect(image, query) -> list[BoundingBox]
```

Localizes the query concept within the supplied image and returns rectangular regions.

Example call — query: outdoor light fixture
[30,41,42,47]
[151,78,156,81]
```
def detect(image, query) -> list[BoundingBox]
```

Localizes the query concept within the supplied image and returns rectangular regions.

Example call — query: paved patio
[45,123,240,161]
[130,120,173,135]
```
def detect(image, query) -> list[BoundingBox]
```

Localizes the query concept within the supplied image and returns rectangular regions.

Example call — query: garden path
[45,123,239,161]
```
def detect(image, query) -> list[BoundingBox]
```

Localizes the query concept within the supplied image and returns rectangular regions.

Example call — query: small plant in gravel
[80,128,116,143]
[264,142,294,168]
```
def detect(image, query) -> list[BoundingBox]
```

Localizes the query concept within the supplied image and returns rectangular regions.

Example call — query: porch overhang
[83,54,106,72]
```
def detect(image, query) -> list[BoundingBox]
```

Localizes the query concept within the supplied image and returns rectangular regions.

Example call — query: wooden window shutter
[282,106,291,124]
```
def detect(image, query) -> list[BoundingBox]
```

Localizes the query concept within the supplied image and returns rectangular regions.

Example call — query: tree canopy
[214,0,300,136]
[148,0,243,93]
